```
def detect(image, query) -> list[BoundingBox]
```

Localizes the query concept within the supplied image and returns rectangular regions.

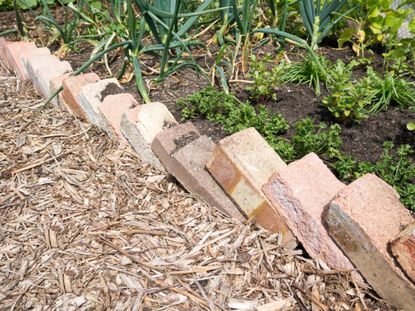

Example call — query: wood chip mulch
[0,65,396,311]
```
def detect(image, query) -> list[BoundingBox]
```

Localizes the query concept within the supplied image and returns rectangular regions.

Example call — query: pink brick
[391,222,415,284]
[206,128,296,249]
[99,93,139,139]
[151,122,200,171]
[262,153,355,272]
[35,61,73,98]
[169,135,245,221]
[4,41,37,80]
[26,54,61,88]
[324,174,415,310]
[61,73,100,119]
[49,73,71,107]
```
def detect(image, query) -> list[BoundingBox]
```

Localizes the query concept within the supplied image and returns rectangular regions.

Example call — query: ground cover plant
[1,0,414,212]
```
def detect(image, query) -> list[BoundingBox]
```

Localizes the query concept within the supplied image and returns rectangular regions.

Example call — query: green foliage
[177,87,289,136]
[334,142,415,211]
[297,0,352,49]
[362,67,415,113]
[323,59,368,121]
[249,53,331,98]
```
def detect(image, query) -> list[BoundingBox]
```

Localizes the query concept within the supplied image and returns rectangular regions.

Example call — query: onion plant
[298,0,353,50]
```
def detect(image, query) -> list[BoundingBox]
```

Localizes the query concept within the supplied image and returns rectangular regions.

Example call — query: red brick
[4,41,37,80]
[324,174,415,310]
[99,93,139,139]
[169,135,245,221]
[262,153,355,272]
[206,128,296,248]
[391,222,415,284]
[61,73,100,119]
[151,122,200,171]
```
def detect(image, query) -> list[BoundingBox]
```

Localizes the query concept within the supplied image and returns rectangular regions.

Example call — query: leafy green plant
[323,59,369,121]
[334,141,415,211]
[177,87,289,135]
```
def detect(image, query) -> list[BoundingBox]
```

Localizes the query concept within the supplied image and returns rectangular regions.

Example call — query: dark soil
[99,82,124,101]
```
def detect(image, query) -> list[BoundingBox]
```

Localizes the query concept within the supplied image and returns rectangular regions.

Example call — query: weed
[334,142,415,211]
[323,59,369,122]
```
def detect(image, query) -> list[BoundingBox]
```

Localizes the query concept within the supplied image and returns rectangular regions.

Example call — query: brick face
[4,41,37,80]
[262,153,354,271]
[324,174,415,310]
[206,128,296,248]
[99,93,138,139]
[61,73,101,119]
[391,222,415,284]
[169,135,245,221]
[151,122,200,171]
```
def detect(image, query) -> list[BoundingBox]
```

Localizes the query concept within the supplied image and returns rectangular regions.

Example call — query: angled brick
[99,93,139,139]
[391,222,415,284]
[206,128,296,248]
[61,73,100,119]
[120,102,177,170]
[169,135,245,221]
[262,153,356,272]
[324,174,415,310]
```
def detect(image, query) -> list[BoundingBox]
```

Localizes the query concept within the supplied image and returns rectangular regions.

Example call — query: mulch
[0,63,397,310]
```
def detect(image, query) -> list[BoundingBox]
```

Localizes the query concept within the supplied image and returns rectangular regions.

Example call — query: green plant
[323,59,369,121]
[178,87,289,135]
[334,142,415,211]
[297,0,353,50]
[363,67,415,113]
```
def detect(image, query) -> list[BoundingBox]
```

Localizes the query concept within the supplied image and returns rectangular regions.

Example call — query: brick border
[1,41,414,309]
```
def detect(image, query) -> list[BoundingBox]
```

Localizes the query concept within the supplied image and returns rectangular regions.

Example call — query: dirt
[99,82,124,101]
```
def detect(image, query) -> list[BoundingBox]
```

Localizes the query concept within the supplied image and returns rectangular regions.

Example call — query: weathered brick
[151,122,200,171]
[78,78,123,125]
[120,102,177,170]
[26,54,61,89]
[391,222,415,284]
[35,61,73,98]
[61,73,100,119]
[206,128,296,248]
[324,174,415,310]
[262,153,356,272]
[4,41,37,79]
[169,135,245,221]
[99,93,139,139]
[49,73,71,107]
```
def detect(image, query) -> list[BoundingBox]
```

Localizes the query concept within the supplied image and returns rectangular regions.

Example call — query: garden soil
[0,64,398,310]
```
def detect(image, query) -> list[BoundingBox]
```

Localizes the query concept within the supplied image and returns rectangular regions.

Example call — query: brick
[78,78,123,126]
[61,73,100,119]
[35,61,73,98]
[99,93,139,139]
[26,54,61,88]
[49,73,71,107]
[206,128,296,248]
[262,153,356,273]
[151,122,200,171]
[324,174,415,310]
[4,41,37,79]
[391,222,415,283]
[120,102,177,170]
[169,135,245,221]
